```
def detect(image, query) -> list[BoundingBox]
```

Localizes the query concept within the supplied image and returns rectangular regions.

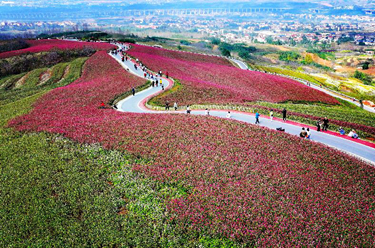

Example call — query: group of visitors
[316,117,329,132]
[165,101,179,111]
[151,77,164,90]
[300,127,311,139]
[114,45,364,145]
[340,127,359,139]
[266,108,287,122]
[348,129,359,139]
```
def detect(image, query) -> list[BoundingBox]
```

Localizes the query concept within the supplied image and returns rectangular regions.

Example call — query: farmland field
[4,49,375,246]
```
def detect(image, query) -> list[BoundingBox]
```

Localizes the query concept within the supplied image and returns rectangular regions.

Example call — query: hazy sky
[2,0,371,7]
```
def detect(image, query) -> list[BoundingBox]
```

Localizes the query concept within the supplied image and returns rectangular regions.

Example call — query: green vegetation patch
[279,51,301,61]
[354,70,373,86]
[0,57,87,105]
[0,39,29,53]
[148,79,182,106]
[306,49,336,60]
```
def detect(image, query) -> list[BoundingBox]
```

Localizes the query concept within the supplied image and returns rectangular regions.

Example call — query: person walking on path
[132,87,135,96]
[205,108,210,116]
[186,105,191,114]
[174,102,178,111]
[300,127,307,138]
[226,111,231,118]
[270,109,274,121]
[322,117,329,131]
[165,101,170,110]
[282,108,287,122]
[316,120,321,132]
[255,111,260,124]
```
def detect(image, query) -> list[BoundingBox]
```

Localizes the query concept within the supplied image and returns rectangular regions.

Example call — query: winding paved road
[110,46,375,166]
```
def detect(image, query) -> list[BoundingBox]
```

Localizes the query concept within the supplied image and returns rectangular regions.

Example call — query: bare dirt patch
[56,65,70,84]
[14,72,30,89]
[37,69,52,86]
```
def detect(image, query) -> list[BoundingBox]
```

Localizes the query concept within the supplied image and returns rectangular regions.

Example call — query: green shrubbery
[0,57,87,105]
[354,70,373,85]
[217,42,256,58]
[306,49,335,60]
[0,48,94,77]
[0,39,29,53]
[279,51,301,61]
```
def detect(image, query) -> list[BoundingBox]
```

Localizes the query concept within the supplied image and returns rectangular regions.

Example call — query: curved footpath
[109,48,375,166]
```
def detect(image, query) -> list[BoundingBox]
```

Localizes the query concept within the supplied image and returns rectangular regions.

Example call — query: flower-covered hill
[0,39,116,59]
[9,51,375,246]
[127,45,339,105]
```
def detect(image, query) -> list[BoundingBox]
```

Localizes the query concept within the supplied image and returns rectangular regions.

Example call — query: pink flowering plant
[127,45,339,105]
[0,39,116,59]
[9,51,375,246]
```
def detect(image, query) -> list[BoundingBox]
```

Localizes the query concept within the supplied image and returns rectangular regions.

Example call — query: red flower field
[127,45,339,105]
[0,39,116,59]
[9,51,375,246]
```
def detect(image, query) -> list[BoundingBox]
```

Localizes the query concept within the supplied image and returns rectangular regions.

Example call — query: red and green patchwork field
[127,45,339,105]
[0,39,116,59]
[8,51,375,246]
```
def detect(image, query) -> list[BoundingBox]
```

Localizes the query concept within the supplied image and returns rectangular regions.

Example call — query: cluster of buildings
[1,9,375,48]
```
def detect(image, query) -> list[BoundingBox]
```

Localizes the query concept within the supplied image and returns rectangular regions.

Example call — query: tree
[301,35,311,45]
[362,62,370,70]
[289,38,297,46]
[211,38,221,45]
[279,51,301,62]
[266,36,273,44]
[221,48,231,57]
[303,54,314,64]
[354,70,372,85]
[238,51,250,60]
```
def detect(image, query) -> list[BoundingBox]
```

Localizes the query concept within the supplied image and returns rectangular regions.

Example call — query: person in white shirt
[348,129,359,139]
[306,128,311,139]
[205,108,210,116]
[226,111,231,118]
[270,109,274,121]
